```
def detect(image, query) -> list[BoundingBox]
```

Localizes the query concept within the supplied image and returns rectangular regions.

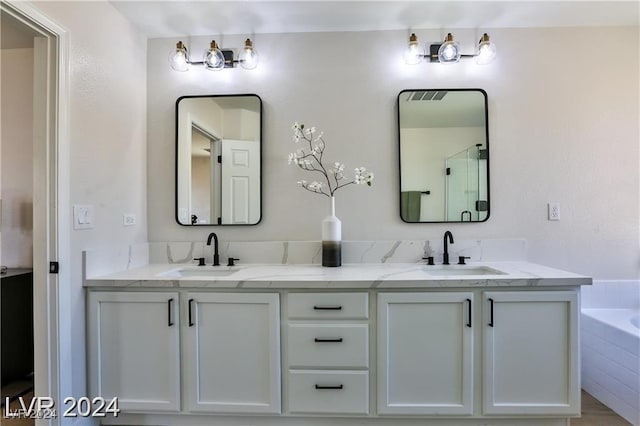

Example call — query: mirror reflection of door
[398,89,490,223]
[176,95,262,225]
[190,125,221,224]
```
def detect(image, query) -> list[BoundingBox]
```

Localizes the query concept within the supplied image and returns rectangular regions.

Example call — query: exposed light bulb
[203,40,226,71]
[169,41,190,72]
[239,38,258,70]
[437,33,461,63]
[404,33,425,65]
[475,33,496,65]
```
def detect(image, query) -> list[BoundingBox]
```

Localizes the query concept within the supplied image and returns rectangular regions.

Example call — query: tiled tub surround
[580,281,640,426]
[84,241,589,426]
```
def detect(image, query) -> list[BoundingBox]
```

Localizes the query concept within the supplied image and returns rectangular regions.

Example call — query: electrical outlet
[123,213,136,226]
[548,202,560,221]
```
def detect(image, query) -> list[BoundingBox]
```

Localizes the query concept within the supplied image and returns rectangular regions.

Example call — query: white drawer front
[288,370,369,415]
[287,293,368,320]
[288,324,369,368]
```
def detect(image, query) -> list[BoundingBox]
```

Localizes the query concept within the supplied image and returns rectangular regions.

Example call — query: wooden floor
[0,389,632,425]
[571,391,633,426]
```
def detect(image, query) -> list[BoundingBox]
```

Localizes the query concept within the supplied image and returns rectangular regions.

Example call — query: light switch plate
[73,205,94,229]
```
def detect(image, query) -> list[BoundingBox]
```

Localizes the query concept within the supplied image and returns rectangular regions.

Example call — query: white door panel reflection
[176,95,262,225]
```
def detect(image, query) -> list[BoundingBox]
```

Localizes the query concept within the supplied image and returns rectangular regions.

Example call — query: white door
[221,139,260,224]
[87,292,181,412]
[377,292,474,415]
[482,290,580,415]
[183,292,281,413]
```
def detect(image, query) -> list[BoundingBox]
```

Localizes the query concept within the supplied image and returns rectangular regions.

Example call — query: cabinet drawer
[287,293,368,319]
[288,370,369,415]
[288,324,369,368]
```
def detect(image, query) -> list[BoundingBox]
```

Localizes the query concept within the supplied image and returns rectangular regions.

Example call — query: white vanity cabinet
[85,259,588,426]
[286,292,370,415]
[482,290,580,415]
[183,292,281,414]
[377,292,474,415]
[87,291,181,412]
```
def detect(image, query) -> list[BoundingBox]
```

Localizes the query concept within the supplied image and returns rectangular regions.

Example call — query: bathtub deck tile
[581,328,639,373]
[582,362,639,410]
[581,312,640,356]
[582,346,640,393]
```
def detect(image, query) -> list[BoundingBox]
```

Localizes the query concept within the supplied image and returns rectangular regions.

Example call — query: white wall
[147,26,639,280]
[1,48,34,267]
[31,0,148,400]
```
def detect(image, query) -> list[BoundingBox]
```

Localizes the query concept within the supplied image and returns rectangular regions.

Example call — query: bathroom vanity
[84,260,590,426]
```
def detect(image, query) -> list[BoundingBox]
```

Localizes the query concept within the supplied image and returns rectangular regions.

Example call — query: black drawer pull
[188,298,195,327]
[488,298,494,327]
[168,298,174,327]
[314,338,343,343]
[313,305,342,310]
[466,298,472,328]
[315,384,343,390]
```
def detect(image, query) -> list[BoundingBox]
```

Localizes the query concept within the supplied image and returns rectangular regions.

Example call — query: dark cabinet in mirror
[398,89,489,223]
[176,94,262,225]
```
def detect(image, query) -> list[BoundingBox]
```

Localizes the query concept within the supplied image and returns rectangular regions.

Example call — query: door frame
[1,2,70,425]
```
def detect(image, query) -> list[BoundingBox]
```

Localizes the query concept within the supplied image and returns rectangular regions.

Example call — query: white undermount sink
[158,267,239,278]
[423,265,507,276]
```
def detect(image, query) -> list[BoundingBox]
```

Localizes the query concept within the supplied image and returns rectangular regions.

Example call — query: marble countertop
[84,261,591,289]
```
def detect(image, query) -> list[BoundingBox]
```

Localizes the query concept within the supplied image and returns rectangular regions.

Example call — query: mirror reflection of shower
[444,143,488,222]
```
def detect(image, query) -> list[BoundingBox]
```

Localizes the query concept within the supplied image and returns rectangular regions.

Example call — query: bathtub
[581,281,640,426]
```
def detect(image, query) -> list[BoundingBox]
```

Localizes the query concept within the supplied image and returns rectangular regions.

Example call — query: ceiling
[110,1,639,39]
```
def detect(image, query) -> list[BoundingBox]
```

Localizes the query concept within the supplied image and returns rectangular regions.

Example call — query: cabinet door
[377,292,474,415]
[183,292,281,413]
[87,291,180,412]
[483,291,579,415]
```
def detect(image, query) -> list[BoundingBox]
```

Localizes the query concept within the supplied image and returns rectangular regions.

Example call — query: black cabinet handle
[188,298,194,327]
[488,298,494,327]
[466,298,472,328]
[315,384,343,390]
[313,305,342,310]
[168,298,174,326]
[314,337,343,343]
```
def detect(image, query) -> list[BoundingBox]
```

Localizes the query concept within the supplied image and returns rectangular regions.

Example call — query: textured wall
[31,0,148,402]
[147,26,639,280]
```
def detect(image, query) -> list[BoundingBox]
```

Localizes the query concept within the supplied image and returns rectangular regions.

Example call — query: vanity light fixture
[404,32,496,65]
[438,33,461,63]
[475,33,497,65]
[169,38,259,72]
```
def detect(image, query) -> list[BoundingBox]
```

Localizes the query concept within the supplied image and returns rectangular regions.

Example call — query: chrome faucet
[443,230,454,265]
[206,232,220,266]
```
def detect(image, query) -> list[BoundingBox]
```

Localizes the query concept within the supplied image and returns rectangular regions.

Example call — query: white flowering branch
[288,122,374,197]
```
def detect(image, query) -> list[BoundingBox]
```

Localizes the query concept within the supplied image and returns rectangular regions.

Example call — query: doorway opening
[0,2,69,425]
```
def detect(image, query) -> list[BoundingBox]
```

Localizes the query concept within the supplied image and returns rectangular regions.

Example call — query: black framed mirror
[176,94,262,225]
[398,89,489,223]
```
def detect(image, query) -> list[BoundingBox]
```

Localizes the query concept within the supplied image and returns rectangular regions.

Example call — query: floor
[571,391,633,426]
[0,390,632,425]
